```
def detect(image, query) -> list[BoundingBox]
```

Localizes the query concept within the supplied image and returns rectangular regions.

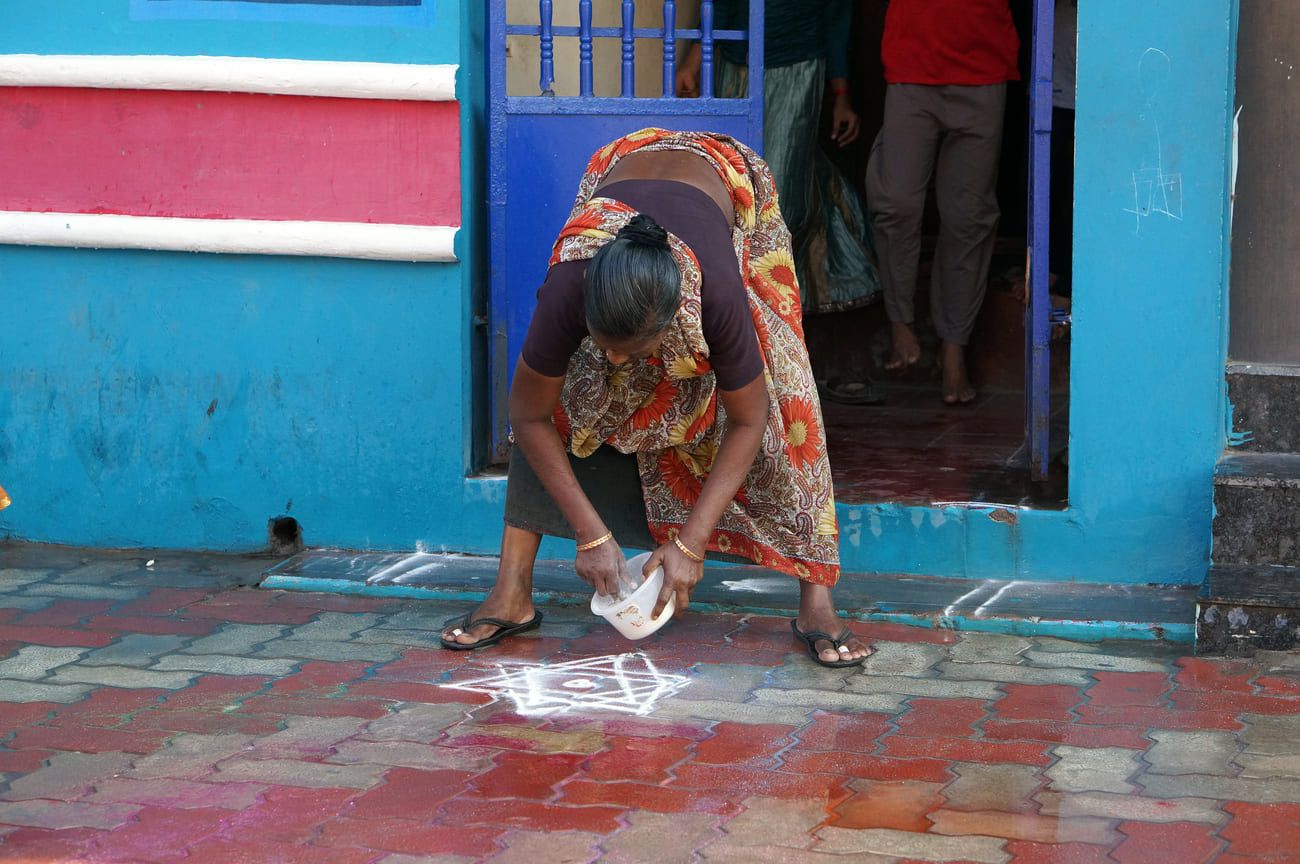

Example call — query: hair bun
[616,214,669,249]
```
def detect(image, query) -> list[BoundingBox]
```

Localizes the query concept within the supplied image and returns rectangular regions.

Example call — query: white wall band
[0,211,458,262]
[0,54,457,102]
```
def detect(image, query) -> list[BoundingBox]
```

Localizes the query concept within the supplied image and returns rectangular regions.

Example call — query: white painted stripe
[0,211,457,262]
[0,54,457,102]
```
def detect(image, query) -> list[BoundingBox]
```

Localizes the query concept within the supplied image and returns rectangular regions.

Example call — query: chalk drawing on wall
[445,653,692,717]
[1124,48,1183,233]
[130,0,434,26]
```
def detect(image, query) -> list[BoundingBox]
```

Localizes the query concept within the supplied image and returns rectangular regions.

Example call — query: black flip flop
[790,620,868,668]
[440,611,544,651]
[817,379,884,406]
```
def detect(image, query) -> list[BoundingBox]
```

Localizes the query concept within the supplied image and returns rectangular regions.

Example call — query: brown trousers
[865,83,1007,345]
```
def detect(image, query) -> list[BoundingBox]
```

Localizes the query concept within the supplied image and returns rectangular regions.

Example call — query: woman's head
[584,214,681,364]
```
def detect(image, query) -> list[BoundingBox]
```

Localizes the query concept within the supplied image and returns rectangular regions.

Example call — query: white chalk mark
[943,580,998,620]
[973,581,1021,619]
[1124,48,1184,233]
[444,653,691,717]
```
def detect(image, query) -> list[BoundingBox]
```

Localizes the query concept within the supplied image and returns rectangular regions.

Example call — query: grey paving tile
[81,635,189,669]
[151,654,299,677]
[942,763,1042,813]
[254,639,400,663]
[935,662,1093,687]
[0,680,94,703]
[1036,789,1227,823]
[652,697,813,726]
[86,777,266,810]
[1021,650,1168,673]
[1146,730,1241,776]
[948,634,1032,665]
[0,646,86,680]
[127,733,256,780]
[1,751,134,802]
[214,758,385,789]
[182,624,287,655]
[1135,773,1300,805]
[1240,714,1300,756]
[282,612,384,642]
[18,583,145,600]
[846,674,1002,701]
[1046,745,1141,793]
[48,664,197,690]
[814,826,1009,863]
[859,641,948,677]
[752,687,905,713]
[0,800,141,830]
[360,702,477,744]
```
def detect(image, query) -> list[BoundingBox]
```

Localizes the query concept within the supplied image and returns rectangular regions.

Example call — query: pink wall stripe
[0,87,460,226]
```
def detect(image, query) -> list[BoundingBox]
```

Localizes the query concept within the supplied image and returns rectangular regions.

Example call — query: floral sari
[550,128,840,586]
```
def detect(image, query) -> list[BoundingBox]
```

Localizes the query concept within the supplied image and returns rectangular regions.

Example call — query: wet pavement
[1,545,1299,863]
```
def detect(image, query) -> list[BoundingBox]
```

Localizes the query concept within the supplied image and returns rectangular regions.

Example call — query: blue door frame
[1026,0,1056,481]
[487,0,764,460]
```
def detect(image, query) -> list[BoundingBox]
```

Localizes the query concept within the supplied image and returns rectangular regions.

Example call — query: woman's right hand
[575,536,630,597]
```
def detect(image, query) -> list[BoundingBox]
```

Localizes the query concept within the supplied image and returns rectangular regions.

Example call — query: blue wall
[1,0,1239,590]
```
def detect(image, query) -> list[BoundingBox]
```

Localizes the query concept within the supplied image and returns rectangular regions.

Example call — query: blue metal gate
[1026,0,1057,481]
[487,0,765,460]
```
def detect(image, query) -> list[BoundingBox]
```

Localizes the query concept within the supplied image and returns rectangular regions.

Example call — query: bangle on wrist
[673,534,705,563]
[576,531,613,552]
[831,83,849,97]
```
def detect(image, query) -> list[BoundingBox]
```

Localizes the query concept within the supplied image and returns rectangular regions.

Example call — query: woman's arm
[645,374,770,617]
[509,359,630,597]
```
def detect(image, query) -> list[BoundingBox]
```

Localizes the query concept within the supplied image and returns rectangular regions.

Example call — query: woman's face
[589,327,666,367]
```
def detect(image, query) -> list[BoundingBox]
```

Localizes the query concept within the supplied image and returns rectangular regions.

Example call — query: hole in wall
[268,516,304,555]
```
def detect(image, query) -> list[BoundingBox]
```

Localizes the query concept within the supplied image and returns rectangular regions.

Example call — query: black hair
[584,214,681,343]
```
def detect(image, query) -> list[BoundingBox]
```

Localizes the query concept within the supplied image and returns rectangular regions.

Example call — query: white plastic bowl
[589,551,676,640]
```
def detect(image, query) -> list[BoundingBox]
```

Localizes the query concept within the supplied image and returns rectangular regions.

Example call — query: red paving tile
[348,768,478,821]
[1174,657,1259,693]
[0,827,105,861]
[85,806,235,862]
[0,747,54,772]
[560,779,739,814]
[694,722,796,766]
[228,786,358,843]
[7,723,174,755]
[268,661,373,696]
[0,701,60,727]
[1112,821,1224,864]
[791,711,892,751]
[183,838,379,864]
[1084,672,1172,708]
[15,599,115,627]
[314,817,503,857]
[111,588,211,616]
[781,750,954,783]
[153,674,272,710]
[238,695,390,720]
[438,798,625,833]
[582,734,693,782]
[831,780,945,831]
[1072,704,1244,731]
[1254,675,1300,698]
[670,763,848,801]
[860,621,960,645]
[0,624,118,647]
[46,687,169,727]
[124,706,286,736]
[880,735,1052,767]
[993,684,1083,722]
[896,698,989,738]
[181,600,320,626]
[467,751,585,800]
[1167,689,1300,716]
[982,719,1152,750]
[1004,840,1115,863]
[1219,801,1300,859]
[342,679,486,704]
[83,614,219,636]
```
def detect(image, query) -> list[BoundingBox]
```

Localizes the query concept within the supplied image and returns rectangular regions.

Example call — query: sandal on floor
[817,378,884,406]
[440,611,543,651]
[790,620,868,668]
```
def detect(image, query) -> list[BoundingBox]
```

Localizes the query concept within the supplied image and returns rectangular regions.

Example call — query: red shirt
[882,0,1021,86]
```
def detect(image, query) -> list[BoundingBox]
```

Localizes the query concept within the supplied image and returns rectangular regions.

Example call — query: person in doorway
[439,128,871,668]
[865,0,1020,404]
[676,0,883,404]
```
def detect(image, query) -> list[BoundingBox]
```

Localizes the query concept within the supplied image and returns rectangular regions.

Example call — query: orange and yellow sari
[550,128,840,586]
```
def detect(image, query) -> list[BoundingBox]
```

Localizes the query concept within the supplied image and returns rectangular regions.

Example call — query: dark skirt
[503,445,749,563]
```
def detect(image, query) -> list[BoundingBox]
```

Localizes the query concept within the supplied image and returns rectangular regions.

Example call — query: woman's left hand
[831,95,861,147]
[644,538,705,619]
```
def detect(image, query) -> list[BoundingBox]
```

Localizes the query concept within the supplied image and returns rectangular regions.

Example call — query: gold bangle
[673,535,705,563]
[576,531,613,552]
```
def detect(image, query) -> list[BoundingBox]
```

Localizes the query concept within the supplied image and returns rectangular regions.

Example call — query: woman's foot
[941,341,977,405]
[441,524,541,648]
[885,322,922,372]
[796,583,872,665]
[441,591,537,648]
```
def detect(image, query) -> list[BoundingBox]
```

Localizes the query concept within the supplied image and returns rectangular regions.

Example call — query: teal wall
[1,0,1239,590]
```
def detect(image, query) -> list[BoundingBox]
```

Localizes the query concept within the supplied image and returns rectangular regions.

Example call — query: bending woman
[439,128,870,667]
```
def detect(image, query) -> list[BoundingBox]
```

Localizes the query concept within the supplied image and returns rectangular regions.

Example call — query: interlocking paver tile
[1003,839,1114,863]
[283,612,385,642]
[181,623,288,655]
[780,750,953,783]
[0,750,134,801]
[1045,744,1141,793]
[0,624,116,648]
[79,634,189,668]
[941,763,1042,813]
[831,778,945,831]
[86,777,266,809]
[0,826,105,862]
[764,655,863,691]
[360,701,477,744]
[468,751,583,800]
[14,599,113,627]
[846,673,1002,701]
[1112,820,1224,864]
[348,767,478,820]
[327,739,497,772]
[314,816,503,858]
[1022,650,1167,673]
[214,757,386,789]
[949,633,1032,665]
[751,687,905,713]
[47,664,197,690]
[583,734,692,781]
[152,653,300,677]
[896,697,988,738]
[445,723,607,755]
[351,627,448,647]
[928,808,1118,845]
[1240,713,1300,755]
[604,811,720,864]
[83,805,234,862]
[713,795,826,848]
[653,696,814,725]
[702,843,896,862]
[1036,789,1226,823]
[1136,772,1300,804]
[376,855,479,864]
[1236,752,1300,778]
[936,661,1093,687]
[1145,729,1241,775]
[859,641,949,676]
[791,711,892,751]
[255,638,400,662]
[1219,801,1300,859]
[992,684,1081,721]
[0,799,141,830]
[19,582,145,600]
[125,732,256,780]
[6,723,171,755]
[246,715,362,758]
[695,722,795,766]
[438,798,624,834]
[814,826,1010,862]
[881,735,1051,767]
[560,778,737,814]
[0,645,86,679]
[678,663,770,701]
[486,828,602,863]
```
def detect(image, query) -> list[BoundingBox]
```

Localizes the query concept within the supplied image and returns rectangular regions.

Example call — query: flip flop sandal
[817,379,884,406]
[440,611,544,651]
[790,620,868,668]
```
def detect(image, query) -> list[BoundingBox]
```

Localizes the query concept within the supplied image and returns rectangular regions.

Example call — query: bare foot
[797,584,872,665]
[941,341,977,405]
[885,322,921,372]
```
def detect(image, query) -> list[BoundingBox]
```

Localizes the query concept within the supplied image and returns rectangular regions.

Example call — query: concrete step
[1196,563,1300,655]
[1228,362,1300,453]
[1213,452,1300,568]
